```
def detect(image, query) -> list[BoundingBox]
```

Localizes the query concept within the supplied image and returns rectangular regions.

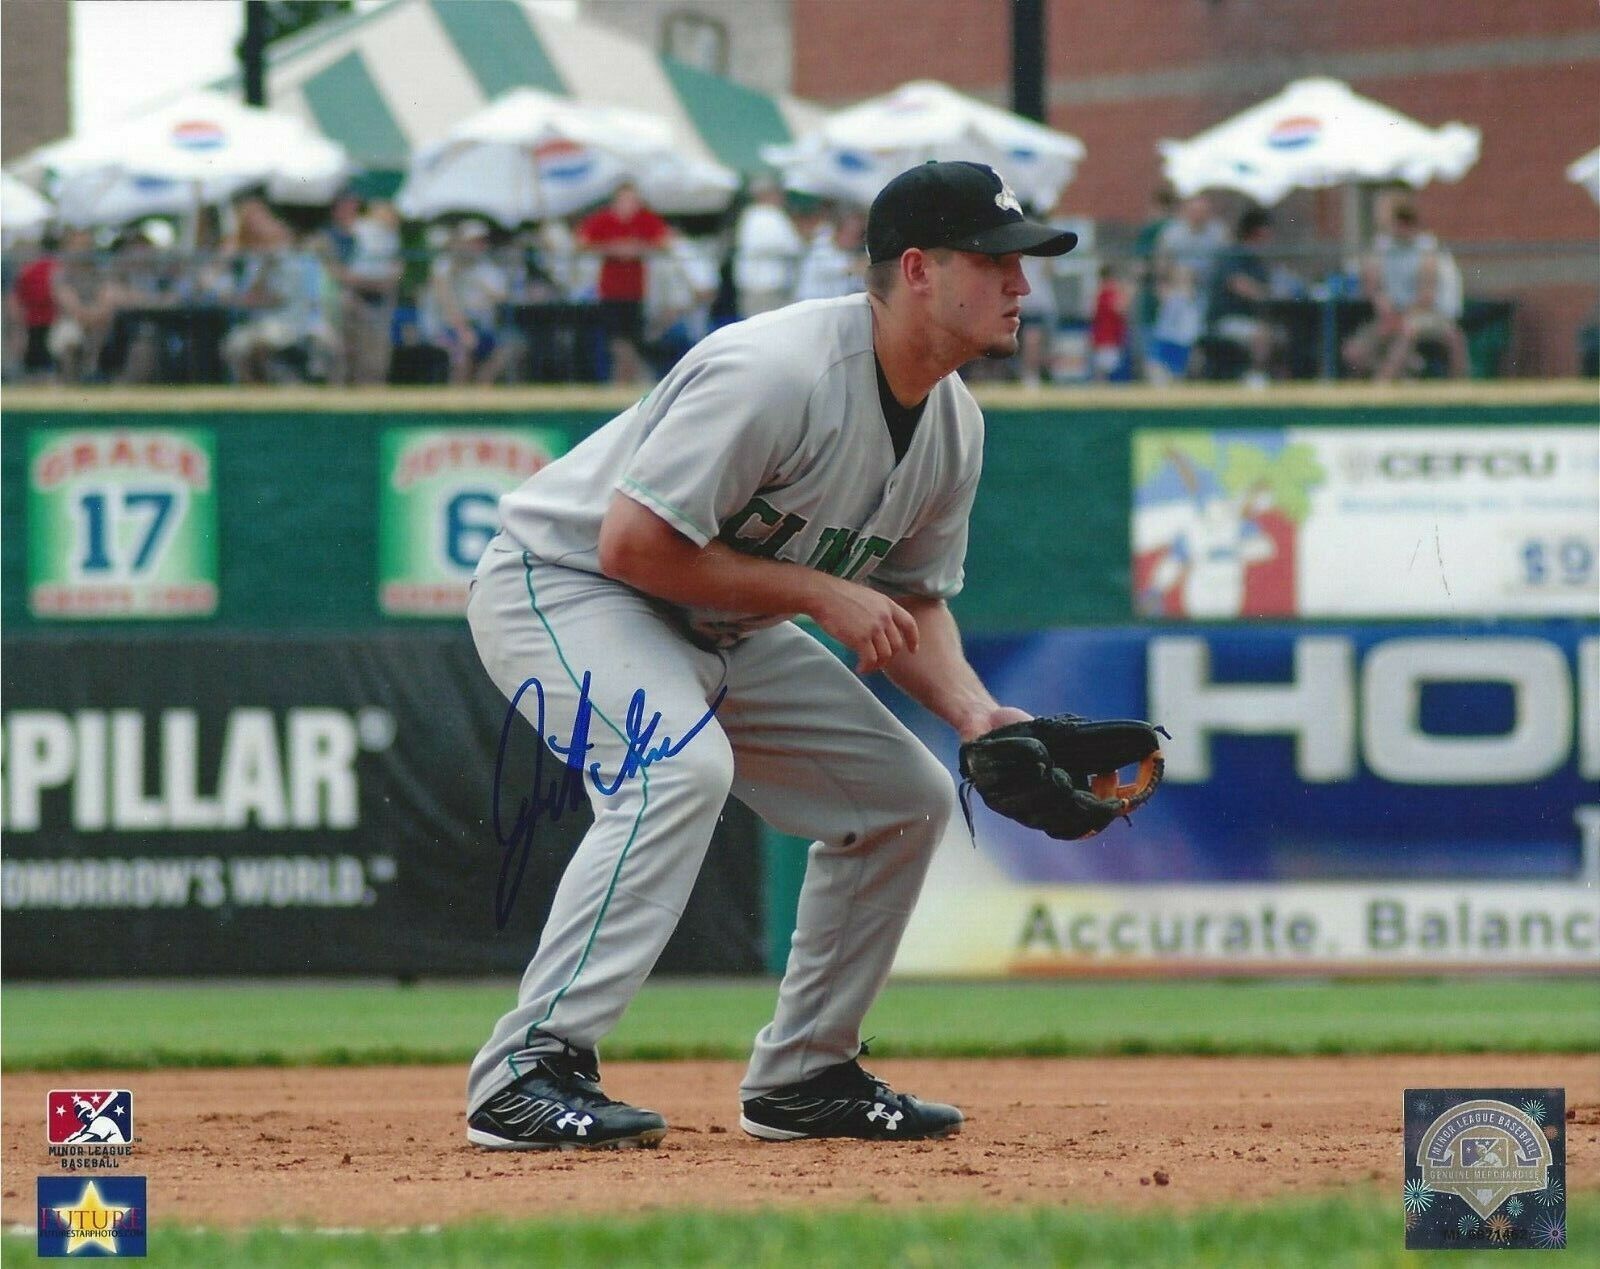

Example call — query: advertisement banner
[892,622,1599,974]
[1133,427,1599,619]
[27,429,218,619]
[378,427,568,616]
[0,634,761,978]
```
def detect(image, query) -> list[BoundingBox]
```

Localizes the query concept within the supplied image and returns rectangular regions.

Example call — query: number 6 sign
[378,428,567,616]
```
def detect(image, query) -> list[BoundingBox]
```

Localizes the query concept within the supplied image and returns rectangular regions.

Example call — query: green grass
[2,1194,1591,1267]
[3,977,1595,1071]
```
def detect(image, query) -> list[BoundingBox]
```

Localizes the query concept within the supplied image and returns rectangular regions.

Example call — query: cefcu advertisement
[1131,427,1599,619]
[894,624,1598,976]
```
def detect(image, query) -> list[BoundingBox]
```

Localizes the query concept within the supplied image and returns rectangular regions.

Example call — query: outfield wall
[2,385,1595,978]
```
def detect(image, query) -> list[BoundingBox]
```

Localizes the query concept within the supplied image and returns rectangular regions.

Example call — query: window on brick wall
[662,11,728,74]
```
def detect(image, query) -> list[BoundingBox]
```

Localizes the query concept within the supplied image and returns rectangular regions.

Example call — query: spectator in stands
[103,221,181,384]
[1132,183,1178,381]
[424,219,512,385]
[1155,194,1228,328]
[1205,207,1283,388]
[792,209,866,303]
[49,229,119,384]
[577,181,670,385]
[1015,248,1060,389]
[1089,264,1130,381]
[8,232,59,383]
[644,231,720,377]
[513,216,580,303]
[222,199,339,384]
[1343,200,1469,381]
[733,176,802,316]
[1148,261,1204,385]
[318,194,402,385]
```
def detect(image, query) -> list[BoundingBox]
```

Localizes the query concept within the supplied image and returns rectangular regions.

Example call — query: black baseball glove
[957,714,1168,841]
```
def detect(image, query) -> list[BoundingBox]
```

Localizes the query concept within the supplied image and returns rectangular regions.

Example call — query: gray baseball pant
[464,542,955,1113]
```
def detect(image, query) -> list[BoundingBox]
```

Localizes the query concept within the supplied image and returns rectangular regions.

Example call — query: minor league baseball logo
[1417,1100,1552,1221]
[994,180,1022,216]
[866,1103,903,1131]
[555,1112,593,1137]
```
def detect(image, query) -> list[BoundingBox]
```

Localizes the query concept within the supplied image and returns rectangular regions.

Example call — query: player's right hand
[809,580,920,674]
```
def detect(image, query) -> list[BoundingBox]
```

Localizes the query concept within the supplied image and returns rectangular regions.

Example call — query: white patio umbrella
[1567,147,1600,204]
[1,172,53,239]
[1158,77,1480,206]
[760,80,1085,210]
[395,88,738,226]
[19,91,350,225]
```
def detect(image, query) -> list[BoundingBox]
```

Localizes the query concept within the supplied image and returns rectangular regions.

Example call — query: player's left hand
[957,714,1167,841]
[959,705,1032,742]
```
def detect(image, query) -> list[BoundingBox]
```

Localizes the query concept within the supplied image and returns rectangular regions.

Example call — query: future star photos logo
[36,1176,148,1258]
[48,1090,133,1145]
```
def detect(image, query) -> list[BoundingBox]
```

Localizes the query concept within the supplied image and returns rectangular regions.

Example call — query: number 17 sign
[28,429,218,619]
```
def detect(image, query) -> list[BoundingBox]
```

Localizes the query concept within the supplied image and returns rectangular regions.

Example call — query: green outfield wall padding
[3,395,1591,636]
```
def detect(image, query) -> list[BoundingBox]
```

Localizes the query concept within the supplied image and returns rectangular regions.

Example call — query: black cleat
[467,1047,667,1151]
[740,1047,963,1142]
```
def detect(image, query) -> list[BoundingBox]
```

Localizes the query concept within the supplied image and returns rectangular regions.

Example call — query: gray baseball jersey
[497,295,983,642]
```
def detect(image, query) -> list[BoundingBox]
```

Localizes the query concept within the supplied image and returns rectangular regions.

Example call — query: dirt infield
[6,1055,1594,1228]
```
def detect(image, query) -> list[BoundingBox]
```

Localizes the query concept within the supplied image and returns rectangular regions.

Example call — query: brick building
[790,0,1600,375]
[1,1,70,162]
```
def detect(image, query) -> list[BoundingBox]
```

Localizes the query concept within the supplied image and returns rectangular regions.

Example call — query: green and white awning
[212,0,820,177]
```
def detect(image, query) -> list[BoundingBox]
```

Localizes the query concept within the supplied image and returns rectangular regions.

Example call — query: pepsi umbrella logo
[532,139,593,183]
[171,120,227,151]
[1266,115,1322,149]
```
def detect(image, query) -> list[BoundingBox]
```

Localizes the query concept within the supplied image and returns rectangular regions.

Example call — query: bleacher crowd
[3,180,1479,389]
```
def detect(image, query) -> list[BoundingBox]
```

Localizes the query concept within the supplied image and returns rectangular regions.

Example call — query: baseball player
[466,161,1078,1150]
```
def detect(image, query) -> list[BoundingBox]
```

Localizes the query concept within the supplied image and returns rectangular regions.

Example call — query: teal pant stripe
[516,554,651,1057]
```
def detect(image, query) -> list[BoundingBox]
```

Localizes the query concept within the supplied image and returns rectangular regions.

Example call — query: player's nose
[1005,256,1029,295]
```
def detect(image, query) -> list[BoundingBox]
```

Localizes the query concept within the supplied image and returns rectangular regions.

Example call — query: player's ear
[900,248,934,295]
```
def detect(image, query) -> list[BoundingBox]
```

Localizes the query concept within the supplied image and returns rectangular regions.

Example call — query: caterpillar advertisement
[0,634,762,978]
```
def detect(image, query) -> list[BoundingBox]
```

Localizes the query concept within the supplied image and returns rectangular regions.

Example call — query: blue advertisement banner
[890,621,1597,886]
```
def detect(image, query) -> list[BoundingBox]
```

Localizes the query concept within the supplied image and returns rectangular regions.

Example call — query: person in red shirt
[577,182,669,384]
[1089,263,1130,381]
[9,238,59,381]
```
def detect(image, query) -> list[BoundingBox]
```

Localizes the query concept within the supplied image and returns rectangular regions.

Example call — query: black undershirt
[874,355,927,465]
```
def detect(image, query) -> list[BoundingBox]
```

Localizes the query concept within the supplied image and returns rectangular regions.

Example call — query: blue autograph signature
[491,672,727,929]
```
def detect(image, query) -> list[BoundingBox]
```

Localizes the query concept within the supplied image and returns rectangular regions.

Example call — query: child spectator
[1088,264,1129,381]
[1148,262,1204,384]
[9,234,59,382]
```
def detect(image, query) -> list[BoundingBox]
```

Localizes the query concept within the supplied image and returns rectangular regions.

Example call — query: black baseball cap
[866,161,1078,264]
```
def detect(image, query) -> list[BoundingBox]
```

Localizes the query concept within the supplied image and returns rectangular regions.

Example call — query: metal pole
[1011,0,1046,123]
[240,1,269,107]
